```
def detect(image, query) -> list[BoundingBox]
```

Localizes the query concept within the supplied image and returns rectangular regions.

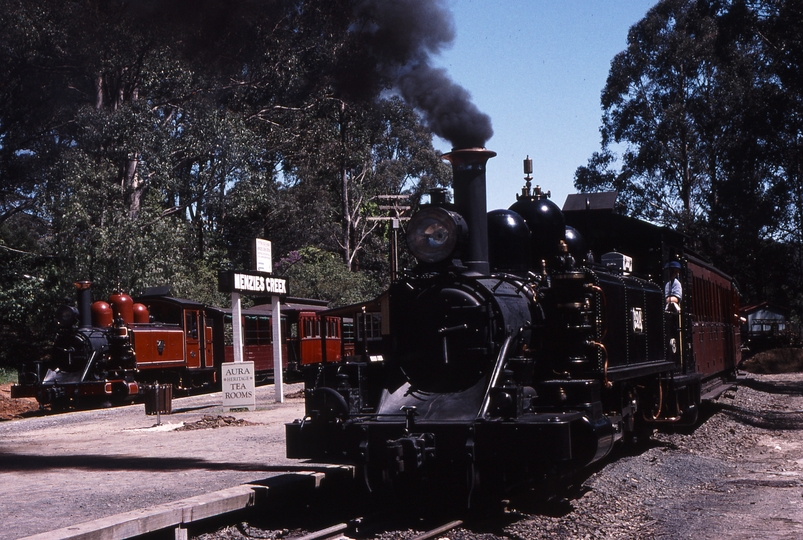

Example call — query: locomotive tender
[286,148,740,503]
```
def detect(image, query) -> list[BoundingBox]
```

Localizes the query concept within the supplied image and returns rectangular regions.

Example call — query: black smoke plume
[123,0,493,148]
[351,0,493,149]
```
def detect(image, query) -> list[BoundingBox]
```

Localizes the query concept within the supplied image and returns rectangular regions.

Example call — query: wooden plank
[21,485,258,540]
[21,467,355,540]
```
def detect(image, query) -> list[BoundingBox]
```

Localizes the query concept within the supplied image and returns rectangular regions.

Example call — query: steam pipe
[442,148,496,275]
[477,330,516,419]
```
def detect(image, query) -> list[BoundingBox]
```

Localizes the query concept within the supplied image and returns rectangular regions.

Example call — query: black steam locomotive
[286,148,740,504]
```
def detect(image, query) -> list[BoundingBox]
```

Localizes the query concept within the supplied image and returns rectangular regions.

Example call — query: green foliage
[0,366,17,385]
[276,247,384,307]
[0,0,449,365]
[576,0,803,311]
[0,240,64,367]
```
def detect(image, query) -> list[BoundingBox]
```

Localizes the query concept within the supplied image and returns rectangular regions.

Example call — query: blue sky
[430,0,658,212]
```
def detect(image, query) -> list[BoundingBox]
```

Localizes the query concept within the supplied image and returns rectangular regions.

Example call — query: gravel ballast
[501,372,803,539]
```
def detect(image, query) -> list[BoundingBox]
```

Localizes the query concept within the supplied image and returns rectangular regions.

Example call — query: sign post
[231,292,243,363]
[368,195,410,282]
[253,238,272,273]
[272,300,283,402]
[218,267,289,405]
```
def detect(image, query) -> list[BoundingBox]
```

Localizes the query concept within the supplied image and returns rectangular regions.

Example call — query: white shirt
[665,278,682,301]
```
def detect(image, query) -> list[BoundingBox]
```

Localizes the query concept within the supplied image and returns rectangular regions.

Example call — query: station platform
[0,383,310,539]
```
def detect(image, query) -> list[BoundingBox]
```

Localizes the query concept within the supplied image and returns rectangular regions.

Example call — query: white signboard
[222,361,256,411]
[253,238,272,273]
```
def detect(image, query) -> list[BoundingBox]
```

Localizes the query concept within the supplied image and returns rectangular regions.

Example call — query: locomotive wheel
[624,417,655,448]
[467,462,510,511]
[49,397,70,412]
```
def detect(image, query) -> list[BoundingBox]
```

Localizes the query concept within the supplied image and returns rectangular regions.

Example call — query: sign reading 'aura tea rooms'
[222,361,255,411]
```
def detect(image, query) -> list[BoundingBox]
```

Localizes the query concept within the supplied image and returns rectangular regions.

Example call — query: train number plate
[632,307,644,334]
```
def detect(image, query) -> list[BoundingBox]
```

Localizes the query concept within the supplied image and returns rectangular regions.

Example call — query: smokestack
[442,148,496,274]
[74,281,93,328]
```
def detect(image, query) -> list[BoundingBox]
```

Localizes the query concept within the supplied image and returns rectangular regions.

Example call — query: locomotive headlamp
[55,305,80,327]
[406,207,467,263]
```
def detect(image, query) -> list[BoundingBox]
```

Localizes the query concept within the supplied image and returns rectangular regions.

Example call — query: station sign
[222,360,256,411]
[252,238,272,273]
[218,270,289,297]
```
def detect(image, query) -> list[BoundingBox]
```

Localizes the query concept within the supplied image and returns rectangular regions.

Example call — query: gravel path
[0,383,307,540]
[499,372,803,539]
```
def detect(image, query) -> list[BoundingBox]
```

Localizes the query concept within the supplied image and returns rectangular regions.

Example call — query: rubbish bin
[143,383,173,415]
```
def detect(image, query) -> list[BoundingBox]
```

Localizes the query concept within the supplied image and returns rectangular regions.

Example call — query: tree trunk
[94,75,104,110]
[124,154,142,218]
[339,101,353,270]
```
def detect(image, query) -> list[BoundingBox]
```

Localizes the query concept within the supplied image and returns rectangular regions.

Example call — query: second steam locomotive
[287,148,740,504]
[12,285,343,409]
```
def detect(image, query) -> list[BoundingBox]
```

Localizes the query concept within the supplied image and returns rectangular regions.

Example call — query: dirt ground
[0,383,309,540]
[741,347,803,373]
[0,383,39,421]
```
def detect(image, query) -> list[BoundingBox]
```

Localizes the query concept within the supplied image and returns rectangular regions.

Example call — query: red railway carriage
[207,298,343,381]
[685,256,742,394]
[319,296,387,361]
[298,312,343,365]
[133,293,218,385]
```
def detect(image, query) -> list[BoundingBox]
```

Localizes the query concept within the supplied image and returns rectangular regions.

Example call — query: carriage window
[328,318,339,338]
[244,315,272,346]
[713,285,720,323]
[149,303,182,325]
[302,317,319,339]
[709,282,715,323]
[223,315,233,346]
[341,319,355,343]
[186,311,198,339]
[357,313,382,341]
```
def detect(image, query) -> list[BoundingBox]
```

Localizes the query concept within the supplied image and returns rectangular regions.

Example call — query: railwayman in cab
[664,261,683,312]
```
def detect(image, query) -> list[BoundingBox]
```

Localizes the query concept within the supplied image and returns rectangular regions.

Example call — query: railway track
[284,518,465,540]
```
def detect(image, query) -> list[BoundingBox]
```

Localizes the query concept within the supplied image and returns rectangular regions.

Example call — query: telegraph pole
[368,195,410,282]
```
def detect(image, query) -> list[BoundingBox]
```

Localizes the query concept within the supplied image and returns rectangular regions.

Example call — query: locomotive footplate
[287,411,590,468]
[472,412,583,463]
[19,377,139,406]
[10,384,37,398]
